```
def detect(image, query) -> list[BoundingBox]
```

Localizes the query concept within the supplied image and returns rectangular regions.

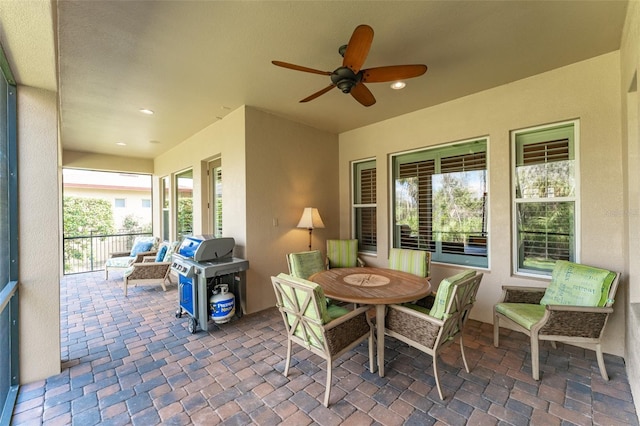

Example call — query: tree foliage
[63,196,115,237]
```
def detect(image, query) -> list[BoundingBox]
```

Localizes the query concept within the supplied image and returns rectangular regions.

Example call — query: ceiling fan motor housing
[331,67,362,93]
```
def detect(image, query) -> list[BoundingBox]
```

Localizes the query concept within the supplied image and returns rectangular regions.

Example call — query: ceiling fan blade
[350,83,376,107]
[300,84,336,103]
[362,64,428,83]
[342,24,374,74]
[272,61,331,76]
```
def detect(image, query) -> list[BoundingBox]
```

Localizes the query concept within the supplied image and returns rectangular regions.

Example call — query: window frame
[511,119,580,277]
[390,138,489,268]
[352,158,377,253]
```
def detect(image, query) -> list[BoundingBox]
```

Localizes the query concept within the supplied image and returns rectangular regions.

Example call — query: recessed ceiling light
[390,81,406,90]
[116,142,126,146]
[139,108,154,115]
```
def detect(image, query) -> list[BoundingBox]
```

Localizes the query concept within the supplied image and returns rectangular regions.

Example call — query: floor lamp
[297,207,325,251]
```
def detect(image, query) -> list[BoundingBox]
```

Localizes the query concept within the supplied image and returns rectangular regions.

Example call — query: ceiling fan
[272,24,427,107]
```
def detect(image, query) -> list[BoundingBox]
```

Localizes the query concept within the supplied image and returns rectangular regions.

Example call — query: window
[513,121,578,275]
[175,169,193,239]
[212,164,222,238]
[141,199,151,208]
[353,160,376,252]
[392,139,488,268]
[161,176,170,242]
[114,198,125,208]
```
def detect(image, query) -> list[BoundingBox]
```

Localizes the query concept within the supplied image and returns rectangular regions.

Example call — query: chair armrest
[125,262,170,279]
[535,304,614,338]
[133,250,157,263]
[499,286,546,304]
[324,304,373,330]
[142,255,157,263]
[386,304,444,327]
[109,251,131,259]
[357,257,365,267]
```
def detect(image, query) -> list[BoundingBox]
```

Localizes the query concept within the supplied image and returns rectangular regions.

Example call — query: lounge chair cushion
[163,241,180,262]
[106,256,136,268]
[494,303,546,330]
[129,236,157,257]
[539,260,617,307]
[429,270,476,319]
[155,244,168,262]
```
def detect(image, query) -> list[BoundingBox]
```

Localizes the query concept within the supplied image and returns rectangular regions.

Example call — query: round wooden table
[310,267,431,377]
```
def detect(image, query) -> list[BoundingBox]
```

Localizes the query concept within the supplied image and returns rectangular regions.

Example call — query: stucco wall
[244,107,339,313]
[18,86,61,383]
[339,52,625,356]
[620,0,640,414]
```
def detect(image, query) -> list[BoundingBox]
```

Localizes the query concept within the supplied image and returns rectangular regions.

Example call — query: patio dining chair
[271,273,374,407]
[494,260,620,380]
[326,239,365,269]
[385,270,483,400]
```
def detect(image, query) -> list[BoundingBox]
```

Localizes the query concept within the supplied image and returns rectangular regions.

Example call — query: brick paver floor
[10,271,639,425]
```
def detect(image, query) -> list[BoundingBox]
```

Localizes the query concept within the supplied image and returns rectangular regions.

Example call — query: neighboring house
[62,169,152,231]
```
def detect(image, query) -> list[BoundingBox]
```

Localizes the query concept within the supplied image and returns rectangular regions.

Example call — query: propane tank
[209,284,235,324]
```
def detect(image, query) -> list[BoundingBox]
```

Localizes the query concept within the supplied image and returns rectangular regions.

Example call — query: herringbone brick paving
[10,271,639,425]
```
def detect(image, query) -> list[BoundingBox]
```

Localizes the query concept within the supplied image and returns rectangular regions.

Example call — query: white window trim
[352,158,377,254]
[511,119,581,277]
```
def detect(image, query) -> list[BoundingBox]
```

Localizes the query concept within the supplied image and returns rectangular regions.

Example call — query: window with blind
[513,121,577,275]
[392,139,488,268]
[353,160,376,252]
[213,166,222,237]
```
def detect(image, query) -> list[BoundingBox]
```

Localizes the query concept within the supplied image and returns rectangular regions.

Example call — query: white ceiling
[0,1,630,160]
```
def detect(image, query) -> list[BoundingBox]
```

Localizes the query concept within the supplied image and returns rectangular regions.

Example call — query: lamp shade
[297,207,325,229]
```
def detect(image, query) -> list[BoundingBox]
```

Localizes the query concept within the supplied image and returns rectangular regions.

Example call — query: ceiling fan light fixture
[390,81,406,90]
[116,142,126,146]
[139,108,154,115]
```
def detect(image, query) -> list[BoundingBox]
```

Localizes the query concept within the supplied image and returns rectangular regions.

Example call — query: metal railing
[63,231,153,274]
[0,280,19,426]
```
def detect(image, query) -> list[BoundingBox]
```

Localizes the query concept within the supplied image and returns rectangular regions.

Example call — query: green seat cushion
[429,270,476,320]
[389,248,428,277]
[401,303,431,315]
[327,239,359,268]
[288,250,325,279]
[495,303,546,330]
[326,304,351,321]
[539,260,616,307]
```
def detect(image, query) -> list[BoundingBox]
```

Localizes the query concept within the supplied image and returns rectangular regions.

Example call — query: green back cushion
[495,303,546,330]
[288,250,325,279]
[327,239,359,268]
[539,260,616,307]
[429,270,476,319]
[276,273,331,324]
[389,248,428,277]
